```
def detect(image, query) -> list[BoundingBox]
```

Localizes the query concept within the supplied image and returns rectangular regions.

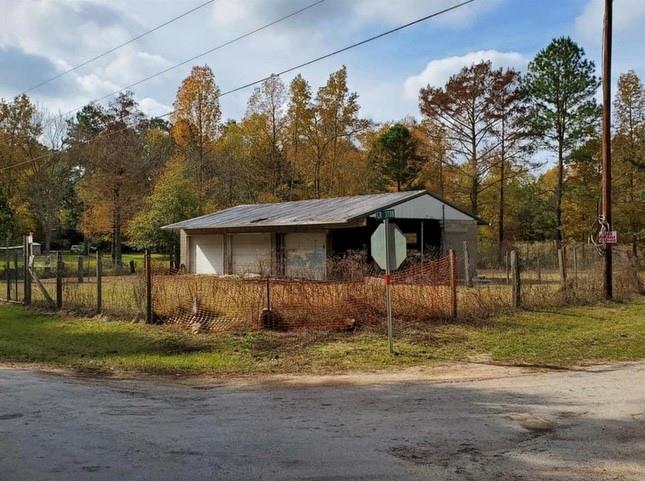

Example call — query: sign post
[371,211,407,355]
[384,217,394,354]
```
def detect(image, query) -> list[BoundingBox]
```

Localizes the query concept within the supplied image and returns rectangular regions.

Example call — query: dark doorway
[330,218,442,259]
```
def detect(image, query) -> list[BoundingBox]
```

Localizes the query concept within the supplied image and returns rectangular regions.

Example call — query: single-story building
[162,190,486,280]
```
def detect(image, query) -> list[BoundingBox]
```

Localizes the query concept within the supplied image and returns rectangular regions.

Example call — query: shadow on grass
[1,365,642,480]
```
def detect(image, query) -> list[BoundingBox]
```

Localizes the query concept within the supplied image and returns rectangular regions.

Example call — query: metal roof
[162,190,483,230]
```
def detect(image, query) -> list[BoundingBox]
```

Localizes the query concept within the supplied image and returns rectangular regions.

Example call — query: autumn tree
[613,71,645,255]
[68,92,153,265]
[524,37,599,246]
[420,61,505,216]
[562,137,601,241]
[368,123,421,191]
[305,66,367,197]
[21,112,75,252]
[126,154,201,255]
[488,68,534,257]
[212,120,256,207]
[285,74,313,198]
[171,65,221,203]
[245,75,290,198]
[0,94,42,241]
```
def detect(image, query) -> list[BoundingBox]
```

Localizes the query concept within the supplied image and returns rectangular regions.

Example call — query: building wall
[374,194,476,221]
[284,232,327,280]
[442,220,478,278]
[179,230,189,269]
[231,233,272,275]
[189,234,224,274]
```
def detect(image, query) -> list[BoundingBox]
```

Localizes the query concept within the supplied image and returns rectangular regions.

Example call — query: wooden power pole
[601,0,613,299]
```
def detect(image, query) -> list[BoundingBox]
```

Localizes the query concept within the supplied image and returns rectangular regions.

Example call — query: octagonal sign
[371,223,407,271]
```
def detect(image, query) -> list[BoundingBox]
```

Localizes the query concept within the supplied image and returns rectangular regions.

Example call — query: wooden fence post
[511,250,521,308]
[463,240,472,287]
[78,256,84,284]
[56,251,63,309]
[144,249,153,323]
[23,235,31,305]
[449,249,457,318]
[558,247,567,289]
[536,256,541,284]
[505,251,510,285]
[96,251,102,314]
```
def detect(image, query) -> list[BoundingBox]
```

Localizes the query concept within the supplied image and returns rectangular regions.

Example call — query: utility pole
[601,0,613,299]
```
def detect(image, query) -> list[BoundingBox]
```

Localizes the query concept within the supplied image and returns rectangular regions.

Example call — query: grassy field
[0,298,643,376]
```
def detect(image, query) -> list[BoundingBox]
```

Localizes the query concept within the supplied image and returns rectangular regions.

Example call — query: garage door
[285,232,326,280]
[190,234,224,274]
[232,233,272,275]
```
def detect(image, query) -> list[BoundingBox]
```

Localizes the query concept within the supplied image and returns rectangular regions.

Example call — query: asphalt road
[0,363,643,481]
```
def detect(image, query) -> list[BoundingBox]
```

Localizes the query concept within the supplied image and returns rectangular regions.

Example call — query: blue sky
[0,0,643,123]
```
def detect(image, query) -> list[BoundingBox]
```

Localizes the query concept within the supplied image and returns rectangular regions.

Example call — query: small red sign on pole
[599,230,618,244]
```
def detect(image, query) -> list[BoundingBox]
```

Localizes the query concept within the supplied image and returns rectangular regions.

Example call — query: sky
[0,0,644,123]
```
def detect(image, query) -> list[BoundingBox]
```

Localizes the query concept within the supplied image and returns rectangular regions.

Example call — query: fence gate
[2,245,25,304]
[29,253,59,308]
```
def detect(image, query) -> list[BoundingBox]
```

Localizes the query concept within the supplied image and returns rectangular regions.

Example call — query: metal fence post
[463,240,472,287]
[4,238,9,301]
[78,256,84,284]
[449,249,457,318]
[96,251,102,314]
[145,249,153,323]
[23,235,31,305]
[56,251,63,309]
[511,250,521,308]
[13,251,18,300]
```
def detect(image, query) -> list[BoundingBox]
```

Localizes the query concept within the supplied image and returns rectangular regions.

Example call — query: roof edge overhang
[161,190,488,230]
[346,191,489,226]
[162,219,368,232]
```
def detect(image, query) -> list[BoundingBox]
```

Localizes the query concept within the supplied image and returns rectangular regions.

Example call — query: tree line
[0,36,643,263]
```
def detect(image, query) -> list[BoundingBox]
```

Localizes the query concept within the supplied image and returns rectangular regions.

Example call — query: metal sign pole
[384,217,394,355]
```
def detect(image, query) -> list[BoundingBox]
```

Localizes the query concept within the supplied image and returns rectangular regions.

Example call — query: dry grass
[2,248,642,335]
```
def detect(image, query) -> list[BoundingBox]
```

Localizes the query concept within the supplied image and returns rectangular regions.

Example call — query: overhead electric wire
[217,0,476,98]
[0,0,475,173]
[20,0,220,95]
[63,0,327,116]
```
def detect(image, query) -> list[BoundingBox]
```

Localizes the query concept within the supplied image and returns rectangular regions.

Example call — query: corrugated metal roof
[162,190,431,230]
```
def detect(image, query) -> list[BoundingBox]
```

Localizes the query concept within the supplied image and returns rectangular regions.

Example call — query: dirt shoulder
[1,359,639,391]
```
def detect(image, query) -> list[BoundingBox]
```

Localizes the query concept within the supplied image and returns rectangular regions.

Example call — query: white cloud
[403,50,527,98]
[574,0,645,45]
[352,0,503,28]
[139,97,172,117]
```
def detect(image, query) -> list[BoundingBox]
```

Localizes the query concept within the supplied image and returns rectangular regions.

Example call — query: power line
[1,0,475,173]
[63,0,326,116]
[20,0,219,96]
[218,0,476,97]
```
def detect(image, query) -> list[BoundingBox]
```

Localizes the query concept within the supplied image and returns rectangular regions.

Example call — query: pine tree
[524,37,600,246]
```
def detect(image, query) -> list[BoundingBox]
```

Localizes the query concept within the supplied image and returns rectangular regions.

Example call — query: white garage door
[285,232,326,280]
[232,233,272,275]
[190,234,224,274]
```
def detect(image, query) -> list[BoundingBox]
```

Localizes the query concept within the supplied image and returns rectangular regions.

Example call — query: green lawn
[0,299,643,376]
